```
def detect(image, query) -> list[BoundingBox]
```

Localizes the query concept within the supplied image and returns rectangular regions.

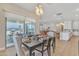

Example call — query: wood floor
[53,36,79,56]
[0,36,79,56]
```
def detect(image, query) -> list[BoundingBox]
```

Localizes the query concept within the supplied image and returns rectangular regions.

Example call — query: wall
[0,9,5,51]
[40,21,58,31]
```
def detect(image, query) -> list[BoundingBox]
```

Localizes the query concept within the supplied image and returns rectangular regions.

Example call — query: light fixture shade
[39,7,43,15]
[35,4,44,16]
[60,23,64,25]
[35,6,40,16]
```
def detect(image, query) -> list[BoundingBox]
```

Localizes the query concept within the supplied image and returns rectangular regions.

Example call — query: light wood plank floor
[53,36,79,56]
[0,36,79,56]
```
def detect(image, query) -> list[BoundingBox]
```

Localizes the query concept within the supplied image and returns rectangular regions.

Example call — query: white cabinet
[73,21,79,30]
[73,21,79,36]
[64,21,72,30]
[60,32,72,41]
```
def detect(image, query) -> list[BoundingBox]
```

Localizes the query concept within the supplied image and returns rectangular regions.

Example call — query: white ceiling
[15,3,79,23]
[5,13,36,23]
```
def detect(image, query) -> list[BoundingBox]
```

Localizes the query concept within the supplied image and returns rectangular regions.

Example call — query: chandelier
[35,4,44,16]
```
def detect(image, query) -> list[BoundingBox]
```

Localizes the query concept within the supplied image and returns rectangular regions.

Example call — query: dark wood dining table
[22,37,47,56]
[22,36,55,56]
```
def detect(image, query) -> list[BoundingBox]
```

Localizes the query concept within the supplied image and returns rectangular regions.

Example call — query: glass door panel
[25,22,36,35]
[6,20,24,47]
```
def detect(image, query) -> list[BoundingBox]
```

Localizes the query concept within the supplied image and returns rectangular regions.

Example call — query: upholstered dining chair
[47,31,56,53]
[34,36,52,56]
[13,33,29,56]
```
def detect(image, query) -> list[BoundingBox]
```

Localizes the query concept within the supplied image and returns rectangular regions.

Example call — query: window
[6,20,24,47]
[5,13,36,47]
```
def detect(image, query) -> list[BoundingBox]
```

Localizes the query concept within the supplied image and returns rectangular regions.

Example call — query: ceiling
[15,3,79,23]
[5,13,36,23]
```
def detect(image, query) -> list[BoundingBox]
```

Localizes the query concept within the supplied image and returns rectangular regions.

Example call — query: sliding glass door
[6,19,24,47]
[5,13,36,47]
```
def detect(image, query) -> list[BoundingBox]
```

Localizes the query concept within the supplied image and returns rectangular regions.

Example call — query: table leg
[29,48,32,56]
[52,37,55,53]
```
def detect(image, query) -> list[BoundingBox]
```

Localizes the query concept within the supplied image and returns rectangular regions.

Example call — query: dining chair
[47,31,56,53]
[13,33,29,56]
[35,37,52,56]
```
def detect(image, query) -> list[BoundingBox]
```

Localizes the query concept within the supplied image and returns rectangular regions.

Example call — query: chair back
[47,31,55,37]
[13,33,24,56]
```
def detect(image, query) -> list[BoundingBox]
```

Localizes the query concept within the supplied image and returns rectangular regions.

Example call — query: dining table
[22,35,47,56]
[22,35,55,56]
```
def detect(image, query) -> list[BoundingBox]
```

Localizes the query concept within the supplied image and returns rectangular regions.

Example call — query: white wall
[40,21,57,31]
[0,9,5,51]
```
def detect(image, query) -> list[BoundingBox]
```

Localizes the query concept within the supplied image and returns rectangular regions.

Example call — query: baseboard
[0,47,5,51]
